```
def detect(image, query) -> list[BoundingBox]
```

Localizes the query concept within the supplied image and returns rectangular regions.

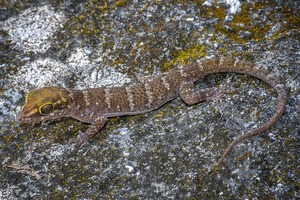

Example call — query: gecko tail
[217,60,287,165]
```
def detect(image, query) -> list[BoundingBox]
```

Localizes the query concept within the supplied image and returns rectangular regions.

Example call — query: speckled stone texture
[0,0,299,199]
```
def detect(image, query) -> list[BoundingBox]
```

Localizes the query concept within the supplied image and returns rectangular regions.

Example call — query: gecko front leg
[68,116,107,148]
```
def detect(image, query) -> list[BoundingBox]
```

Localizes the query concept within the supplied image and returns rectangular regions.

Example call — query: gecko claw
[41,121,46,126]
[68,131,89,148]
[207,82,240,105]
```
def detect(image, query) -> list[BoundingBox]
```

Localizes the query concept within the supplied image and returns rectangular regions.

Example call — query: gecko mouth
[16,113,42,125]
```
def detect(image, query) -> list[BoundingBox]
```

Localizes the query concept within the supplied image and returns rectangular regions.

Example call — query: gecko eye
[39,103,54,115]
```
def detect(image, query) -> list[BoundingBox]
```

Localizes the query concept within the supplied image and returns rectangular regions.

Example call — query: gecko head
[16,86,74,125]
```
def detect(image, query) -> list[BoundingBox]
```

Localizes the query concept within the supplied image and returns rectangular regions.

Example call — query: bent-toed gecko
[16,58,287,165]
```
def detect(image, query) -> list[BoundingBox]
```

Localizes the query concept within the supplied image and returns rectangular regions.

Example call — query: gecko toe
[68,131,88,147]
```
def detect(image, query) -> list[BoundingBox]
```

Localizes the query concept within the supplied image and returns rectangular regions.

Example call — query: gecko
[16,58,287,165]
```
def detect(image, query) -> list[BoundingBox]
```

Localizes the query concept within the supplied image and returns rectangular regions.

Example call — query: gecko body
[16,58,287,165]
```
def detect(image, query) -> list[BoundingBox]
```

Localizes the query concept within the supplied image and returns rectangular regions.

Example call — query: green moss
[113,0,127,8]
[162,44,207,71]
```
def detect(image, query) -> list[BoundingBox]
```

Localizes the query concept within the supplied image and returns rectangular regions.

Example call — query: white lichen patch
[0,88,22,124]
[0,5,65,54]
[11,48,132,92]
[12,58,68,92]
[66,48,132,89]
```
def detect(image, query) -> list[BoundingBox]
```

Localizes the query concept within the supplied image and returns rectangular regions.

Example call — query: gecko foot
[206,82,240,105]
[68,131,89,148]
[137,66,157,83]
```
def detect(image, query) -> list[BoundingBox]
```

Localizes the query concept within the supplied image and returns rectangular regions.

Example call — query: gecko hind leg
[179,81,240,105]
[206,82,240,105]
